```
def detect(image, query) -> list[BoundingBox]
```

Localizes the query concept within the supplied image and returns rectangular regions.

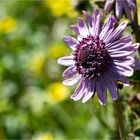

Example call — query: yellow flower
[44,0,77,17]
[137,0,140,24]
[30,52,45,73]
[48,42,69,59]
[46,82,69,104]
[0,16,16,33]
[33,133,54,140]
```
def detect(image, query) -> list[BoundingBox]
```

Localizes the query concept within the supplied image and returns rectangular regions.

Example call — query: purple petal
[122,1,133,22]
[82,10,92,28]
[71,79,87,101]
[62,66,77,78]
[103,74,118,100]
[119,76,130,86]
[108,42,139,57]
[71,25,85,41]
[57,56,75,66]
[77,17,89,37]
[63,74,81,86]
[99,15,117,40]
[82,10,94,35]
[127,0,137,13]
[114,65,134,77]
[102,28,114,43]
[62,36,78,49]
[96,77,107,105]
[105,68,120,80]
[109,48,138,58]
[77,35,84,41]
[70,25,80,35]
[113,56,135,66]
[115,0,123,19]
[105,21,127,44]
[106,36,132,49]
[105,67,130,86]
[133,60,140,70]
[104,0,114,13]
[92,9,101,36]
[82,79,95,103]
[131,43,140,50]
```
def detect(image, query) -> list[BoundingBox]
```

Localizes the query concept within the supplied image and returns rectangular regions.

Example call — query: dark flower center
[74,36,111,79]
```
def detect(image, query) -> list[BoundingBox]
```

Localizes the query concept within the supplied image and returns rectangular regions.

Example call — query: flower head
[104,0,137,22]
[58,9,139,105]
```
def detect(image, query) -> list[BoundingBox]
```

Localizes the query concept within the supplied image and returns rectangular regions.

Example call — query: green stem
[114,97,126,140]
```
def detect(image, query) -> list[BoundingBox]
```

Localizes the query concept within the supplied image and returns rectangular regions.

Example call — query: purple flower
[58,9,139,105]
[104,0,137,22]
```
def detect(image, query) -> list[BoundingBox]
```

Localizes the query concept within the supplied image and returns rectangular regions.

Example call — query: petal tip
[94,9,99,13]
[113,96,119,100]
[82,10,86,14]
[62,80,71,86]
[82,100,86,103]
[133,43,140,49]
[123,21,128,26]
[57,58,61,65]
[98,99,106,106]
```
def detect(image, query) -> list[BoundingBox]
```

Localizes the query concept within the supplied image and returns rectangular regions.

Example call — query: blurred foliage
[0,0,139,139]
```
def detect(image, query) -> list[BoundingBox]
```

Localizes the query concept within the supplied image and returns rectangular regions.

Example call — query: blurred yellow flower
[30,52,45,73]
[44,0,77,17]
[46,82,69,104]
[0,16,16,33]
[48,42,69,59]
[137,0,140,24]
[33,133,54,140]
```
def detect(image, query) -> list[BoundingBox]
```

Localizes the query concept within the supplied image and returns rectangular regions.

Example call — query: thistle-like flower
[104,0,137,22]
[58,9,139,105]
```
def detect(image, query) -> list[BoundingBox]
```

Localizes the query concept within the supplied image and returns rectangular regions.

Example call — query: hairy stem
[114,97,126,140]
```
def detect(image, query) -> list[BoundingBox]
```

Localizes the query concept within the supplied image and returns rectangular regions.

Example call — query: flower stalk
[114,95,126,140]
